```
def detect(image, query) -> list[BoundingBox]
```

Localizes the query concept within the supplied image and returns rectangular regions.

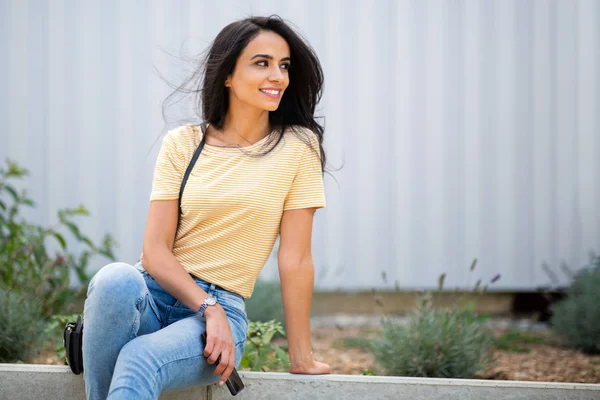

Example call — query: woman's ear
[225,75,231,88]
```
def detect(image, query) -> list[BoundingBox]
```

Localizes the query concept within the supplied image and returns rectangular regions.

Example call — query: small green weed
[495,328,544,353]
[333,337,373,351]
[240,320,290,372]
[361,368,377,376]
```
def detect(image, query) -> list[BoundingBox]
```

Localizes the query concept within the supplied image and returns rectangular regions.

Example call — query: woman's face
[226,30,291,112]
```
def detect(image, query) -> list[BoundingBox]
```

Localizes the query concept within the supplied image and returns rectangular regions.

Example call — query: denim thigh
[133,262,248,348]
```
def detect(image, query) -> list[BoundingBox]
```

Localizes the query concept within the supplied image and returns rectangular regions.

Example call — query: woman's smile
[259,88,282,99]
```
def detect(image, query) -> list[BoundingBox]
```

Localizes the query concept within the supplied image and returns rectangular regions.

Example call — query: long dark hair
[162,15,326,173]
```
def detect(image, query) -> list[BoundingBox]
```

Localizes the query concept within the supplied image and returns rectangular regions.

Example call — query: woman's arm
[142,199,209,313]
[142,199,237,385]
[278,207,332,374]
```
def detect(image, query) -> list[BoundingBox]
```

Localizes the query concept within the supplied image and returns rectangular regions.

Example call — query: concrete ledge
[0,364,208,400]
[2,364,599,400]
[214,372,600,400]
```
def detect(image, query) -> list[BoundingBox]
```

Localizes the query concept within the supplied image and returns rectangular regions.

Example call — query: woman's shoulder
[165,124,203,149]
[284,124,316,136]
[282,125,320,147]
[280,125,322,159]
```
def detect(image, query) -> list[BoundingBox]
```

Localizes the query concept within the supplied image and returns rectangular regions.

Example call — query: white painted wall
[1,0,598,291]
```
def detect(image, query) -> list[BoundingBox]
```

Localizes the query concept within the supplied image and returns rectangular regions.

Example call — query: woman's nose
[269,67,284,82]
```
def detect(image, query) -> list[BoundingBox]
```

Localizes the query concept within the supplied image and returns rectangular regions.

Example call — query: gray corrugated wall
[1,0,598,291]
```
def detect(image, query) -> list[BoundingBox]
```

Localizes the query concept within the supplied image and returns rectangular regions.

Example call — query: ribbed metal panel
[1,0,598,291]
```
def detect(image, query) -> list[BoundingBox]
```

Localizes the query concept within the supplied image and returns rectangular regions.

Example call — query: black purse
[63,315,84,374]
[63,124,207,375]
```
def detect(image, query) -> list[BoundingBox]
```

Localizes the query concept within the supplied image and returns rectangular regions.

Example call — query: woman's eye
[255,60,290,70]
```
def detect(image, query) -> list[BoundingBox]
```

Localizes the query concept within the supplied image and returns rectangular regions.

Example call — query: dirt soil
[31,325,600,384]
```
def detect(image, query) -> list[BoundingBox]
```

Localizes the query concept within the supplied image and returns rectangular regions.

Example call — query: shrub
[371,294,495,378]
[0,287,50,363]
[0,159,115,363]
[245,280,284,324]
[551,268,600,354]
[0,159,116,318]
[240,320,289,372]
[370,260,498,379]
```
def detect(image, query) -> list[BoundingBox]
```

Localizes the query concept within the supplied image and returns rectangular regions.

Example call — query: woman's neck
[218,104,271,146]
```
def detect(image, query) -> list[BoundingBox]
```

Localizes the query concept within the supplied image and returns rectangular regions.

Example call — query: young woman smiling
[82,15,331,400]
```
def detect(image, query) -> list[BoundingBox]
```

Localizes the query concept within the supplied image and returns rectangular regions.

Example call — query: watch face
[206,296,217,305]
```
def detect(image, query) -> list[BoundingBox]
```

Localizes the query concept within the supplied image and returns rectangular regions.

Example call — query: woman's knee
[87,262,145,299]
[116,333,219,391]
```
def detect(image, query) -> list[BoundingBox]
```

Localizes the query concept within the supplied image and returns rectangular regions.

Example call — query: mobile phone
[201,332,245,396]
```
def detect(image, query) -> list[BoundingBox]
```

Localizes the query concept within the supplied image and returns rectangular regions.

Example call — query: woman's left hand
[289,359,332,375]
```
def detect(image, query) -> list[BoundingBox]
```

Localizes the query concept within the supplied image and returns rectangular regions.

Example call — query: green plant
[370,259,498,378]
[0,287,50,363]
[495,328,544,353]
[44,313,83,364]
[551,268,600,354]
[333,337,373,352]
[0,159,116,363]
[245,280,284,324]
[0,159,116,318]
[240,320,290,372]
[361,368,377,376]
[371,293,495,378]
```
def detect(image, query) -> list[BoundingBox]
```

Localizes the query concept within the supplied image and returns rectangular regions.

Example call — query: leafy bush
[245,280,284,324]
[240,320,290,372]
[0,287,50,363]
[0,159,116,363]
[370,260,498,378]
[551,268,600,354]
[371,294,495,378]
[0,159,116,317]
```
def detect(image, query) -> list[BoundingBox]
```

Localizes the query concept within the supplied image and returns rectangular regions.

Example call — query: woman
[82,15,331,400]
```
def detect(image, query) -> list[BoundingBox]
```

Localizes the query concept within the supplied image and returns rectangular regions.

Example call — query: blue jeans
[82,261,248,400]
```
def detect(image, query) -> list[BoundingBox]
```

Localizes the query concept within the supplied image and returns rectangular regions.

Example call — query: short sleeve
[149,130,186,201]
[283,134,326,211]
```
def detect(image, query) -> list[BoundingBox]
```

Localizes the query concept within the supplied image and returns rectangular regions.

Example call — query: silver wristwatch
[198,295,217,317]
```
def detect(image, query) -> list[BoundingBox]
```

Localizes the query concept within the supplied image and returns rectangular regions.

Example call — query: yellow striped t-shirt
[144,124,325,299]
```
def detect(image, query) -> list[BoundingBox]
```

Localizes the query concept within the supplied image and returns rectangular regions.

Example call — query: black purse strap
[175,123,207,239]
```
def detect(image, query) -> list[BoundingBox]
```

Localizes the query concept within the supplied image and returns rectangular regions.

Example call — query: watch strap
[199,296,216,317]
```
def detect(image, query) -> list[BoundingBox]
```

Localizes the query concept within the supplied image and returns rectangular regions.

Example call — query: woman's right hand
[203,304,236,386]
